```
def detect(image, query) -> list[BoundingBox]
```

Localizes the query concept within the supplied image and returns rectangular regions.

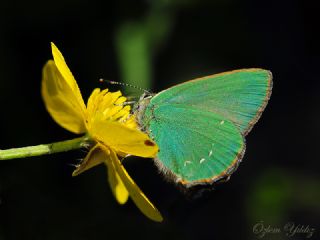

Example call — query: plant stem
[0,136,92,161]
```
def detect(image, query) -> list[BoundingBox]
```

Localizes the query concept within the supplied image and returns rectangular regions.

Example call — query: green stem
[0,136,93,161]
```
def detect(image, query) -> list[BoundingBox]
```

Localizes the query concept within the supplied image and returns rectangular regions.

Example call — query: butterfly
[135,69,272,188]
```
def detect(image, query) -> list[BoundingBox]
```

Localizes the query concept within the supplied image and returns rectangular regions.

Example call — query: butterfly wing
[150,69,272,135]
[145,104,245,186]
[141,69,272,186]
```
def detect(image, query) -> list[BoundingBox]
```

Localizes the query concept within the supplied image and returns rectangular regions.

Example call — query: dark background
[0,0,319,239]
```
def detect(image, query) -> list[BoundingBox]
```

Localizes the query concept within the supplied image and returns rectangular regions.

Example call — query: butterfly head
[133,92,155,132]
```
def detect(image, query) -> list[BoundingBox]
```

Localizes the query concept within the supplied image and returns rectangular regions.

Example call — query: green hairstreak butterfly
[135,69,272,187]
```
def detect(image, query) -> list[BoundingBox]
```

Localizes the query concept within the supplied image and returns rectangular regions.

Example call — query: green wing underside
[148,104,245,185]
[151,69,272,135]
[142,69,271,185]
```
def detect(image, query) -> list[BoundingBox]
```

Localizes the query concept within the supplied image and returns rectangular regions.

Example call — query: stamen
[68,163,80,168]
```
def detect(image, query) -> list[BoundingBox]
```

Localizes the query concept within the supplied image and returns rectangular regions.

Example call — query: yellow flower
[41,42,163,222]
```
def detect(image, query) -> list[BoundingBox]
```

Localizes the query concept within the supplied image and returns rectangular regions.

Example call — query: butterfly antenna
[99,79,151,95]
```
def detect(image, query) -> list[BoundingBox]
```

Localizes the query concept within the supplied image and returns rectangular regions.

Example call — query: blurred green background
[0,0,319,239]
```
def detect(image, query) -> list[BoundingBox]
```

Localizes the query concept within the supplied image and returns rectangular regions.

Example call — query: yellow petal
[72,144,129,204]
[104,159,129,205]
[42,60,87,134]
[51,42,86,111]
[72,145,105,176]
[90,119,158,158]
[108,147,163,222]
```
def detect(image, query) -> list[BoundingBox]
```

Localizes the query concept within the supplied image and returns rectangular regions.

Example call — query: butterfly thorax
[134,93,155,133]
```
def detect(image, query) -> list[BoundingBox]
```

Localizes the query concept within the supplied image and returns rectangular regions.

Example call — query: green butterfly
[136,69,272,187]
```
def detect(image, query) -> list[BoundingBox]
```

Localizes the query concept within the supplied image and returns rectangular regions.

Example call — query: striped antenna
[99,78,151,95]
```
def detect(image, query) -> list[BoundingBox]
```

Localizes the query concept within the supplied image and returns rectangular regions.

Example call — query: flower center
[86,88,137,130]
